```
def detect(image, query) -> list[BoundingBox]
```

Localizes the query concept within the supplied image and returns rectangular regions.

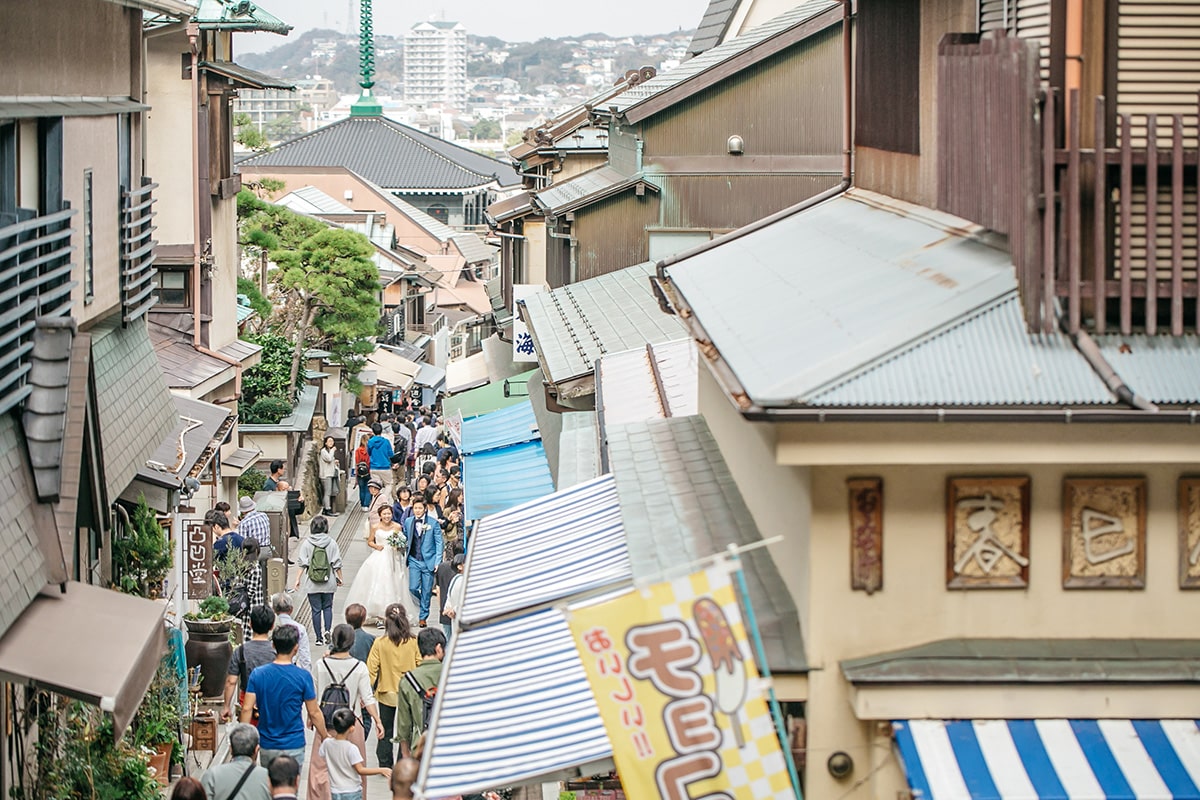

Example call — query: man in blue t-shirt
[240,624,328,767]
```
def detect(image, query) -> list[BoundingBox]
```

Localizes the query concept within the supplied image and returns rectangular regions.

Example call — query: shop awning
[418,610,612,799]
[366,349,420,391]
[461,440,554,520]
[414,362,446,391]
[461,475,629,626]
[461,401,540,455]
[443,369,536,419]
[0,582,167,737]
[893,719,1200,800]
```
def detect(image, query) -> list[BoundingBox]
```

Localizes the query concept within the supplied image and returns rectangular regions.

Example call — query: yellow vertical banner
[566,564,795,800]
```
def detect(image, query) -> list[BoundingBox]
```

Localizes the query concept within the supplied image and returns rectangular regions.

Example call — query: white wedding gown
[344,525,418,623]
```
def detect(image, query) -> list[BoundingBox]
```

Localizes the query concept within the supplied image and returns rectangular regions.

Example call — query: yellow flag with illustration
[566,563,795,800]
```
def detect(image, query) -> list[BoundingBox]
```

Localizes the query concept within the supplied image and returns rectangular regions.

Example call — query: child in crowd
[320,708,392,800]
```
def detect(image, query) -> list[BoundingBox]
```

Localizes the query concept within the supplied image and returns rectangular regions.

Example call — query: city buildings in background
[404,20,468,108]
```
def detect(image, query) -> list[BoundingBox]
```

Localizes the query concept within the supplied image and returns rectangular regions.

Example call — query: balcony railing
[937,31,1199,336]
[120,176,158,325]
[0,205,77,415]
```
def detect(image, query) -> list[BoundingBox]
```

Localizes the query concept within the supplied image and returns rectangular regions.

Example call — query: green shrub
[242,395,292,424]
[238,468,266,499]
[112,496,172,598]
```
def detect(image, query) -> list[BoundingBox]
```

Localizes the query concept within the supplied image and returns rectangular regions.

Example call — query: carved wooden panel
[946,476,1030,589]
[1063,477,1146,589]
[847,478,883,594]
[1178,477,1200,589]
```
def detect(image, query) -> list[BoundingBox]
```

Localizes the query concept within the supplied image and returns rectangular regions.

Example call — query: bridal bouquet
[386,530,406,551]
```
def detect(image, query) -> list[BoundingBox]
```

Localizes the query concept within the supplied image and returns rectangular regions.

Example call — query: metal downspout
[1070,327,1157,411]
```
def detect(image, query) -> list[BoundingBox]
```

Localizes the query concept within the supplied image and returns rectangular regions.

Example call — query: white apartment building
[404,21,467,109]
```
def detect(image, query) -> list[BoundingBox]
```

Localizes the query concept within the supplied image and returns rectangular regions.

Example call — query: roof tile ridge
[239,116,352,163]
[378,118,500,182]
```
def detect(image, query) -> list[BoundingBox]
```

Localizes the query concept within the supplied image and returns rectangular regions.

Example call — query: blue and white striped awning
[461,440,554,520]
[460,474,631,625]
[417,610,612,799]
[460,400,540,455]
[894,719,1200,799]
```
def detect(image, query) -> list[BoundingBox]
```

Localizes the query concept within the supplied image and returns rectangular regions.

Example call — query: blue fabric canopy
[461,440,553,520]
[460,400,540,455]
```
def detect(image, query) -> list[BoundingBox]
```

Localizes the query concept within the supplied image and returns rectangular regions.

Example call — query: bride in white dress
[344,506,418,625]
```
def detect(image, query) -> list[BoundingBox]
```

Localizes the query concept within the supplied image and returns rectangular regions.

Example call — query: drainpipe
[1070,327,1157,411]
[841,0,852,182]
[189,23,243,402]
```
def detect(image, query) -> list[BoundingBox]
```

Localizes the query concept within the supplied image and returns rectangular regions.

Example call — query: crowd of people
[183,402,469,800]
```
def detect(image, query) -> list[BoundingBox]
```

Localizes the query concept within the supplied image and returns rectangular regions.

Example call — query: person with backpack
[222,605,277,724]
[353,433,371,509]
[292,516,344,647]
[394,628,446,759]
[307,625,386,800]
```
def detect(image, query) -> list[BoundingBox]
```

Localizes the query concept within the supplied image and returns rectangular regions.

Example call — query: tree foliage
[237,276,273,321]
[112,495,172,598]
[233,112,270,152]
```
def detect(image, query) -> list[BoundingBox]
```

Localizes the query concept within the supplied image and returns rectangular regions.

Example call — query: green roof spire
[350,0,382,117]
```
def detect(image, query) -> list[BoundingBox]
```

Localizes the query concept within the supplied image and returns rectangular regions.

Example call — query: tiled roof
[90,319,179,508]
[486,192,536,223]
[22,319,76,502]
[128,396,234,501]
[606,0,840,121]
[450,233,496,265]
[237,117,521,190]
[521,261,685,388]
[687,0,739,55]
[150,322,261,389]
[534,165,656,215]
[556,412,600,490]
[0,414,54,639]
[193,0,290,34]
[607,415,807,672]
[808,293,1116,407]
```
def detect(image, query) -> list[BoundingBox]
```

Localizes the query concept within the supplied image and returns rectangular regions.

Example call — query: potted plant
[215,546,256,641]
[112,495,173,598]
[130,657,183,785]
[184,596,234,700]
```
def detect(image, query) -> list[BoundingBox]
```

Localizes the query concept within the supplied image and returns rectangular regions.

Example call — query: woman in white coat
[318,436,341,516]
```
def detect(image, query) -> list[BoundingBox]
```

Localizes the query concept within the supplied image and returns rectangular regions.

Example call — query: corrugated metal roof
[418,610,611,798]
[596,338,699,426]
[534,165,654,214]
[381,341,425,363]
[666,189,1021,407]
[461,475,629,625]
[608,0,839,117]
[461,401,540,455]
[522,261,685,386]
[414,362,446,389]
[687,0,739,55]
[0,96,149,118]
[237,117,521,190]
[462,440,554,520]
[809,293,1116,407]
[557,412,600,490]
[606,415,807,672]
[275,186,353,215]
[841,638,1200,684]
[445,352,490,395]
[1096,334,1200,405]
[450,233,496,265]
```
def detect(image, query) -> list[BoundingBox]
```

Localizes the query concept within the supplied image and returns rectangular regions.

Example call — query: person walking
[291,516,344,646]
[223,605,276,723]
[395,628,446,759]
[271,592,312,673]
[344,604,378,736]
[319,436,341,516]
[365,604,421,768]
[366,424,394,492]
[434,544,461,642]
[200,723,271,800]
[322,709,392,800]
[238,496,272,558]
[241,626,328,768]
[231,539,264,642]
[404,499,443,629]
[365,479,391,530]
[353,433,371,509]
[306,624,387,800]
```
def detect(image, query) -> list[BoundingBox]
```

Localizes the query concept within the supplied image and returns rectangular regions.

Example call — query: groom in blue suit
[405,497,443,627]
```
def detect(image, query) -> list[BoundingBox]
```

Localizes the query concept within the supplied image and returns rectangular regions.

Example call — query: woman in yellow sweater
[366,603,421,768]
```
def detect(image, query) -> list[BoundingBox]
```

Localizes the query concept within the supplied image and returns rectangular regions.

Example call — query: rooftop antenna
[350,0,382,116]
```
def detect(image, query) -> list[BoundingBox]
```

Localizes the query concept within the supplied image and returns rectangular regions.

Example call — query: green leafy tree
[237,276,272,322]
[471,118,502,140]
[274,228,381,396]
[233,112,270,152]
[240,330,293,408]
[112,496,172,598]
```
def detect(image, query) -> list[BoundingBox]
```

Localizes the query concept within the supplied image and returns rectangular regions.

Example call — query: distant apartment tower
[404,21,467,108]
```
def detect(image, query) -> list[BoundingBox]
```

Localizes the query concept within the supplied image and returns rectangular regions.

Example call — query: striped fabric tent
[894,719,1200,799]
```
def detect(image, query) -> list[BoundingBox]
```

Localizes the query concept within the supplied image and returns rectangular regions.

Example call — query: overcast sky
[238,0,710,53]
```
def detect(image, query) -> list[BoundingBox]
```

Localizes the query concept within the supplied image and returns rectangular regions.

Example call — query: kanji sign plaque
[1063,477,1146,589]
[1177,477,1200,589]
[847,478,883,594]
[946,476,1030,589]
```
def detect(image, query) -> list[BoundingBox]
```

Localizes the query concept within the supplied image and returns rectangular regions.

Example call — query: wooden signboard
[946,476,1030,589]
[1062,477,1146,589]
[184,518,211,600]
[1178,477,1200,589]
[847,478,883,594]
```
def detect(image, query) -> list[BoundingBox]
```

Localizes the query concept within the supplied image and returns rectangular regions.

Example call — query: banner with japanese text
[567,564,795,800]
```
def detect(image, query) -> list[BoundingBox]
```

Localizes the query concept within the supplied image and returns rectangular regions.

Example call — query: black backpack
[319,659,358,727]
[355,461,370,479]
[402,669,437,732]
[226,582,250,619]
